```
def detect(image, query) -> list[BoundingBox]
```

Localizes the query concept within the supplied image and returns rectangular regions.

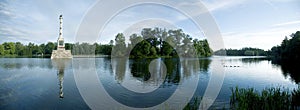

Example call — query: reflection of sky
[224,60,296,87]
[211,57,298,108]
[0,58,88,109]
[0,0,299,50]
[0,57,299,109]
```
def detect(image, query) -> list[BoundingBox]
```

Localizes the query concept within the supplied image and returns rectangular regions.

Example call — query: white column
[59,15,63,38]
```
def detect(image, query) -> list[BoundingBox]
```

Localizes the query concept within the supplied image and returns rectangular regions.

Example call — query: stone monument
[51,15,72,59]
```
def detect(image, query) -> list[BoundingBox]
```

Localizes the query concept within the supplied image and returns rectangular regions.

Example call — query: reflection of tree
[127,58,212,84]
[181,58,211,77]
[111,58,127,83]
[163,58,180,84]
[272,60,300,84]
[0,59,53,69]
[130,59,151,81]
[199,58,211,72]
[127,58,181,84]
[241,57,268,64]
[182,59,202,78]
[182,59,193,78]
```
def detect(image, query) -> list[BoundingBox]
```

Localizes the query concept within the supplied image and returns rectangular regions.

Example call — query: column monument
[51,15,72,59]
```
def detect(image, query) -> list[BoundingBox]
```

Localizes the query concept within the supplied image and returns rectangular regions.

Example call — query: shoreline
[0,55,269,59]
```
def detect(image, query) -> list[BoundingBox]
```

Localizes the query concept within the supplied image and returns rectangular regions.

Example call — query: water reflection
[104,58,207,108]
[111,58,207,86]
[241,57,269,64]
[163,58,181,84]
[0,57,299,109]
[51,59,71,98]
[130,59,152,81]
[198,58,211,72]
[110,58,210,93]
[130,58,166,86]
[272,60,300,84]
[111,58,127,83]
[239,57,300,84]
[0,58,53,69]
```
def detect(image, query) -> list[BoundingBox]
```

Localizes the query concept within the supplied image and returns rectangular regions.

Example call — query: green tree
[0,44,4,55]
[32,44,41,55]
[94,43,101,54]
[45,42,55,55]
[65,43,73,51]
[3,42,15,55]
[270,31,300,62]
[244,50,255,56]
[114,33,126,57]
[15,42,24,56]
[129,34,142,46]
[130,40,151,58]
[39,44,46,55]
[162,36,175,56]
[25,43,34,56]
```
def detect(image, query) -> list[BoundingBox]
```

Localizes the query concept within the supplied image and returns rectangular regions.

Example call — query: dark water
[0,56,298,109]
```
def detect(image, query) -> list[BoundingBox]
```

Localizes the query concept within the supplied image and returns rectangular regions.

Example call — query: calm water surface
[0,56,298,109]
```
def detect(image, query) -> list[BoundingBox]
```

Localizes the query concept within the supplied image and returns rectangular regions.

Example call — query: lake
[0,56,298,109]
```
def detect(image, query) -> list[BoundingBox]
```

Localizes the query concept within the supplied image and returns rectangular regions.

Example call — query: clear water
[0,56,298,109]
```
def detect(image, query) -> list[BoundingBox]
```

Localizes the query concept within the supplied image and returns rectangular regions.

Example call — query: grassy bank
[230,86,300,110]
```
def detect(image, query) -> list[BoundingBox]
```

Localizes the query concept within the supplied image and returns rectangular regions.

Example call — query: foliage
[0,28,213,58]
[45,42,55,55]
[215,47,268,56]
[128,28,212,58]
[270,31,300,62]
[230,86,300,110]
[0,41,113,57]
[268,31,300,85]
[113,33,127,57]
[3,42,15,55]
[0,44,4,55]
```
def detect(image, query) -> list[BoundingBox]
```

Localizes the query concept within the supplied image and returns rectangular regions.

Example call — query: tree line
[111,28,212,58]
[0,28,213,58]
[214,47,268,56]
[0,42,113,57]
[214,31,300,59]
[1,29,298,59]
[270,31,300,62]
[0,42,57,57]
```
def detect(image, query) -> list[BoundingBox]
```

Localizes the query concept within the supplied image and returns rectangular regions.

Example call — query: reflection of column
[58,69,64,98]
[51,59,71,99]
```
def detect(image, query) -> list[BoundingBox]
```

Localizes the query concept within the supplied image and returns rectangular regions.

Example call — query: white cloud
[201,0,248,12]
[1,0,299,52]
[222,27,299,50]
[0,0,96,44]
[272,20,300,27]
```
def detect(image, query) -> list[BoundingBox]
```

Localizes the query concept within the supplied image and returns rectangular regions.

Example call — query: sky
[0,0,299,50]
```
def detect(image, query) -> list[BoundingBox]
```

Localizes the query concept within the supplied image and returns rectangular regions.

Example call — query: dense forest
[270,31,300,62]
[0,28,213,58]
[214,31,300,58]
[0,41,113,57]
[214,47,268,56]
[111,28,212,58]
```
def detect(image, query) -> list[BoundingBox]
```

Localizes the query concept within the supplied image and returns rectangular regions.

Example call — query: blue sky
[0,0,299,50]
